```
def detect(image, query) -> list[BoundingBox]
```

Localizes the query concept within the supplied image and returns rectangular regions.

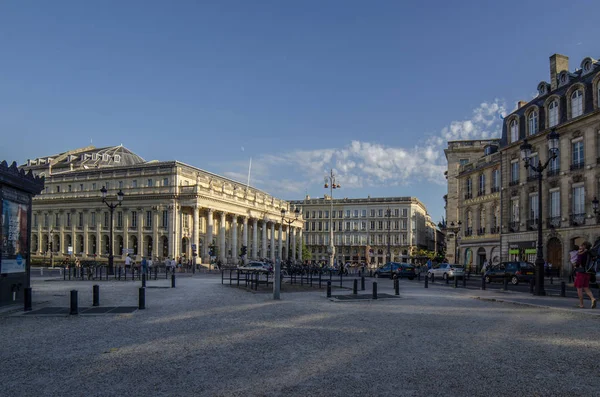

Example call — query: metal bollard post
[529,278,534,294]
[418,272,421,282]
[138,287,146,310]
[70,290,78,315]
[326,280,331,298]
[424,275,429,288]
[462,275,467,288]
[63,267,66,281]
[550,276,553,285]
[445,276,449,285]
[503,275,508,291]
[24,287,32,312]
[481,276,486,290]
[560,281,566,297]
[431,274,434,283]
[353,279,358,295]
[154,267,158,280]
[93,285,100,306]
[372,281,378,299]
[340,273,343,289]
[171,273,176,288]
[453,276,458,288]
[118,266,122,281]
[361,276,365,291]
[319,273,322,289]
[395,278,399,296]
[142,273,146,288]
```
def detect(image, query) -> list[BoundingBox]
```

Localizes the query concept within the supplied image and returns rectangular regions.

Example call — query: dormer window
[509,119,519,143]
[558,71,569,86]
[584,61,591,72]
[571,89,583,118]
[102,154,109,161]
[548,100,559,127]
[528,110,538,136]
[113,154,121,163]
[92,153,98,160]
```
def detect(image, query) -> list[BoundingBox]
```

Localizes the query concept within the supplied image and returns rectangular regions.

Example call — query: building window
[56,185,60,193]
[571,89,583,118]
[43,213,49,227]
[361,221,366,231]
[492,169,500,191]
[378,209,383,217]
[114,154,121,163]
[66,213,71,227]
[548,100,559,127]
[312,211,316,219]
[80,184,84,191]
[33,214,38,227]
[55,213,60,227]
[91,212,96,227]
[370,221,375,230]
[147,179,153,187]
[478,174,485,196]
[345,221,350,231]
[528,110,538,135]
[104,212,109,227]
[132,180,137,188]
[78,212,83,227]
[354,210,359,217]
[572,140,584,169]
[510,161,519,184]
[318,211,322,219]
[325,210,329,218]
[305,211,309,219]
[465,178,472,198]
[550,190,560,218]
[105,182,110,190]
[118,181,123,189]
[378,221,383,230]
[394,221,399,230]
[528,154,539,179]
[394,209,399,217]
[345,210,350,218]
[510,119,518,142]
[318,222,322,231]
[338,210,343,218]
[549,151,560,174]
[401,220,407,230]
[572,185,585,215]
[459,159,469,165]
[117,211,123,228]
[402,208,408,217]
[529,194,539,220]
[361,210,367,217]
[131,211,137,228]
[68,184,72,192]
[311,222,315,231]
[146,211,152,228]
[370,209,375,217]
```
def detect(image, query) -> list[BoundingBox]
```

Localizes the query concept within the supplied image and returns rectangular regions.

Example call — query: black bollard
[171,273,176,288]
[154,267,158,280]
[560,281,566,297]
[550,276,553,285]
[453,276,458,288]
[142,273,146,288]
[353,279,358,295]
[395,278,399,296]
[319,273,322,289]
[63,267,66,281]
[327,280,331,298]
[118,266,122,281]
[445,275,449,285]
[91,284,99,306]
[24,287,32,312]
[431,274,435,283]
[418,272,421,281]
[503,275,508,291]
[361,276,365,291]
[462,275,467,288]
[481,276,486,290]
[424,274,429,288]
[529,278,534,294]
[340,272,343,288]
[70,290,78,315]
[138,287,146,310]
[372,281,378,299]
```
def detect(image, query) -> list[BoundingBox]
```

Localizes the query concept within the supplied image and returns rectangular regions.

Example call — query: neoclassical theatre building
[21,145,303,265]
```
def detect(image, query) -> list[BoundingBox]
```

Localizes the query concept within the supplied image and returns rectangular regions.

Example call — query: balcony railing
[464,193,473,199]
[547,216,561,228]
[491,186,500,193]
[129,226,138,231]
[570,213,586,226]
[464,227,473,237]
[490,226,500,234]
[526,218,539,230]
[477,190,485,197]
[509,221,520,232]
[477,228,485,236]
[509,180,519,186]
[570,162,585,171]
[547,168,560,177]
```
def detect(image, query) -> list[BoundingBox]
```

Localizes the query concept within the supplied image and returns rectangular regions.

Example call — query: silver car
[237,261,273,273]
[427,263,464,280]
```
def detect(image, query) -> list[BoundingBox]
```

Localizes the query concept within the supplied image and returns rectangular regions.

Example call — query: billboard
[1,199,29,274]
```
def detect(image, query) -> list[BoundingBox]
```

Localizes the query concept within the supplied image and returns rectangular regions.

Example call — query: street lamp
[324,169,340,268]
[100,186,124,275]
[520,128,560,296]
[448,221,462,266]
[280,207,300,262]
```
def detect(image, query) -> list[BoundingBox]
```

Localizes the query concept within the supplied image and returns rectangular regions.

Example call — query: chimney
[517,100,528,109]
[550,53,569,91]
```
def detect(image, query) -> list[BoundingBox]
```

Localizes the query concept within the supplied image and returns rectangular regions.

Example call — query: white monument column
[138,209,144,257]
[193,206,199,254]
[153,209,159,259]
[71,211,77,255]
[96,222,101,256]
[278,224,283,261]
[298,229,303,261]
[261,220,267,259]
[232,215,238,264]
[270,221,275,262]
[83,211,89,257]
[292,227,297,262]
[242,216,248,264]
[252,218,258,260]
[205,209,213,263]
[219,212,226,263]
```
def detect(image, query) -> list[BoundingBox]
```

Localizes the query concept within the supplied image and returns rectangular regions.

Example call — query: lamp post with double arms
[447,221,461,266]
[100,186,124,275]
[324,169,340,267]
[520,129,560,296]
[280,207,300,262]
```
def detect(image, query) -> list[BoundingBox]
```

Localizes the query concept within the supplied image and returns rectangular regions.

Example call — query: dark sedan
[484,261,535,285]
[374,262,402,278]
[395,263,416,280]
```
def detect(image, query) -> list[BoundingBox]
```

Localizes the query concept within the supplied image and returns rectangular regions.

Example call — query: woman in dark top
[574,241,597,309]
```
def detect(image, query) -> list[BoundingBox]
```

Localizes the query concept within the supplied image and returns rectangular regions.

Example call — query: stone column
[153,209,159,260]
[261,220,267,260]
[193,206,199,256]
[123,209,129,254]
[37,224,42,255]
[285,226,290,262]
[71,212,76,255]
[232,215,238,264]
[96,223,101,256]
[252,218,258,260]
[278,224,283,261]
[292,227,297,262]
[242,216,248,264]
[270,222,275,262]
[83,212,89,257]
[298,229,303,261]
[170,204,178,259]
[205,209,213,263]
[59,215,65,255]
[138,209,144,257]
[219,212,226,263]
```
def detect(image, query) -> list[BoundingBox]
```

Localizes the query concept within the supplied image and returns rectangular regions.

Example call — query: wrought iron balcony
[570,162,584,171]
[477,190,485,197]
[464,227,473,237]
[491,186,500,193]
[509,221,520,232]
[570,213,586,226]
[490,226,500,234]
[509,180,519,186]
[477,228,486,236]
[464,193,473,199]
[547,216,561,228]
[546,168,560,177]
[526,218,539,230]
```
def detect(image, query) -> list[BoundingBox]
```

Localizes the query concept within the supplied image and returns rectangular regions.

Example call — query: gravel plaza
[1,274,599,397]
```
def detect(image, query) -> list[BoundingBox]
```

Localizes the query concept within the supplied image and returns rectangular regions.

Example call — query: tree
[301,242,311,261]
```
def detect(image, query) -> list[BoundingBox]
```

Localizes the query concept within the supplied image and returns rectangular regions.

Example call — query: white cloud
[224,99,506,193]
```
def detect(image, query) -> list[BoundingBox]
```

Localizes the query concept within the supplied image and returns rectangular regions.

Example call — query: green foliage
[301,242,311,261]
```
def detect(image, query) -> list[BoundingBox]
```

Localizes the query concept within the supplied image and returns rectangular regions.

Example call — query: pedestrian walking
[573,241,597,309]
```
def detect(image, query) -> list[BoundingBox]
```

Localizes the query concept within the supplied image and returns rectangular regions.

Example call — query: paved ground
[1,274,599,396]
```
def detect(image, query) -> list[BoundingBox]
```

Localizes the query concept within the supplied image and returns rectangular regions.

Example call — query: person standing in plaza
[574,241,597,309]
[141,256,147,275]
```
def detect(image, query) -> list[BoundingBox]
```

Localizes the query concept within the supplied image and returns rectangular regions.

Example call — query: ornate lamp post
[447,221,462,265]
[324,169,340,267]
[520,128,560,296]
[280,207,300,262]
[100,186,124,275]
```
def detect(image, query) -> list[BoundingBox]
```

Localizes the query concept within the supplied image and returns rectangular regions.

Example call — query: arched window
[509,119,518,142]
[571,89,583,118]
[528,110,538,135]
[548,100,559,127]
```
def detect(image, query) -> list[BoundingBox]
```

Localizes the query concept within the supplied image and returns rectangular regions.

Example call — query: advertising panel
[1,199,29,274]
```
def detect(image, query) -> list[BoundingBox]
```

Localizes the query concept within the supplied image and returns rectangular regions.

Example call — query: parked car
[395,263,416,280]
[374,262,402,278]
[238,262,273,273]
[484,261,534,285]
[427,263,464,280]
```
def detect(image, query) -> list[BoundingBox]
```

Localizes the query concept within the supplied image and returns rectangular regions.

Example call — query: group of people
[123,254,194,274]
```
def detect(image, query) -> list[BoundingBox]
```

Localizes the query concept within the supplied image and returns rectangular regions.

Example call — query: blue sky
[1,0,599,224]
